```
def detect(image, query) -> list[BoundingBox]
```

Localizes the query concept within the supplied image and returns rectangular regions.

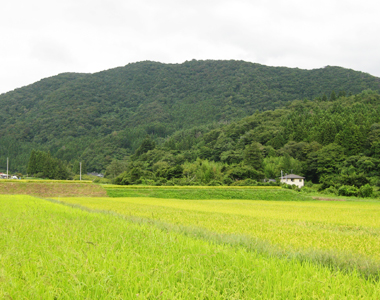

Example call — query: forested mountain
[1,60,380,173]
[113,90,380,196]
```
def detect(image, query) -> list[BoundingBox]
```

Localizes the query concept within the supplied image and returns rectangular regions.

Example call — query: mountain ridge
[1,60,380,172]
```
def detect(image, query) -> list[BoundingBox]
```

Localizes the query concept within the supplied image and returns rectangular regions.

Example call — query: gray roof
[280,174,305,179]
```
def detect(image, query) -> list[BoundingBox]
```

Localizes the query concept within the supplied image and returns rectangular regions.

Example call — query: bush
[222,177,233,186]
[154,178,167,186]
[300,187,314,194]
[164,180,175,186]
[319,175,337,191]
[305,181,314,188]
[322,186,338,195]
[338,185,359,197]
[281,183,293,190]
[207,180,223,186]
[359,184,373,198]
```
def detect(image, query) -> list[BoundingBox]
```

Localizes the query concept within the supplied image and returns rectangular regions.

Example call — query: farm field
[1,195,380,299]
[57,196,380,273]
[2,182,380,299]
[104,185,311,201]
[0,180,106,197]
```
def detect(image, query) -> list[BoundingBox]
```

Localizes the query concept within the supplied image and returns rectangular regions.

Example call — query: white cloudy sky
[1,0,379,94]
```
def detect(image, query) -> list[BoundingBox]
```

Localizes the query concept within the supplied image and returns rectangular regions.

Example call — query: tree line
[27,150,86,179]
[106,90,380,197]
[2,60,380,173]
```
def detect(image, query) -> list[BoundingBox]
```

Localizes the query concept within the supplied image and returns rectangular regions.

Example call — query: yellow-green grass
[102,184,281,189]
[1,195,380,299]
[105,186,309,201]
[56,197,380,266]
[0,181,106,197]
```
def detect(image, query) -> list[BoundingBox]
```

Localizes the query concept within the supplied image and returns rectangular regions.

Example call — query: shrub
[207,180,223,186]
[281,183,293,189]
[338,185,359,197]
[300,187,313,194]
[222,177,233,186]
[339,173,370,188]
[305,181,314,188]
[164,180,175,186]
[359,184,373,198]
[322,186,338,195]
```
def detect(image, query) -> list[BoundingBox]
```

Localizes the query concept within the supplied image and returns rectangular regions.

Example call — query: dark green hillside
[1,60,380,173]
[114,90,380,196]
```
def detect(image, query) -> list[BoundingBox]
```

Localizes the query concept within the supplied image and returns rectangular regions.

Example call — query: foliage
[1,61,380,195]
[338,185,359,197]
[27,150,71,180]
[1,61,380,173]
[105,90,380,194]
[359,184,373,198]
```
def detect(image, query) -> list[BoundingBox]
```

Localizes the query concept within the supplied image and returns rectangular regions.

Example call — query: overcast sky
[1,0,379,95]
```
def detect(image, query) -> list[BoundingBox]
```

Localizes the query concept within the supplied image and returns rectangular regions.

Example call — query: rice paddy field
[1,185,380,299]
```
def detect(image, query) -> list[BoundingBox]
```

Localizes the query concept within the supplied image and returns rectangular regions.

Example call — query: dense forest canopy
[111,90,380,197]
[1,60,380,175]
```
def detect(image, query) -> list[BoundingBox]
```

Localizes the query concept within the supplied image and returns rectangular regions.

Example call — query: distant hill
[1,60,380,172]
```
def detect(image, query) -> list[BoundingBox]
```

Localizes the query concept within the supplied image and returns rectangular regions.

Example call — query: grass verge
[105,186,311,200]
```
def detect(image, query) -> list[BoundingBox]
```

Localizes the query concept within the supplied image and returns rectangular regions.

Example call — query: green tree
[26,150,37,175]
[135,136,156,157]
[105,159,127,178]
[329,91,337,101]
[306,143,346,183]
[243,142,264,171]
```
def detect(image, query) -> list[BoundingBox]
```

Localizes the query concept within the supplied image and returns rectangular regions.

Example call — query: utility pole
[7,157,9,179]
[80,162,82,181]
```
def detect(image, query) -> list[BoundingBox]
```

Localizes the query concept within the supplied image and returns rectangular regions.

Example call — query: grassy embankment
[1,195,380,299]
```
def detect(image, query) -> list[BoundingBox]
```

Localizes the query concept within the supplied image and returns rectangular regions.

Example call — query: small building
[280,174,305,188]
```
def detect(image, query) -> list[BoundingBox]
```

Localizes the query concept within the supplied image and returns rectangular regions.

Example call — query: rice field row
[56,197,380,265]
[105,186,310,201]
[1,195,380,299]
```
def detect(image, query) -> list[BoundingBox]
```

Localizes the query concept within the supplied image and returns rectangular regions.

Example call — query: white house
[280,174,305,188]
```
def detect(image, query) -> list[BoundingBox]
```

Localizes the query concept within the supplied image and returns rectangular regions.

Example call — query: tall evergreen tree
[243,142,264,171]
[329,90,337,101]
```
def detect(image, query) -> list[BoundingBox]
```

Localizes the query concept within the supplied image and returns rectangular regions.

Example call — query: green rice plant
[1,195,380,298]
[102,184,281,189]
[105,187,310,201]
[57,197,380,267]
